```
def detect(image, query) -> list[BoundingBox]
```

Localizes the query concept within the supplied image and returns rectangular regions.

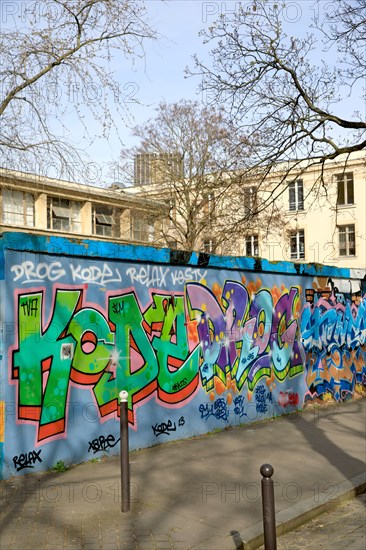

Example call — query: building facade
[126,151,366,270]
[0,169,165,246]
[239,152,366,270]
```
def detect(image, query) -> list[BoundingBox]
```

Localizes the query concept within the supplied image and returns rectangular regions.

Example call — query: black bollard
[260,464,277,550]
[119,390,130,513]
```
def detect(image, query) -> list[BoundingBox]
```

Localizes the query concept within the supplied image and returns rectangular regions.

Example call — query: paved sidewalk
[258,492,366,550]
[1,399,365,550]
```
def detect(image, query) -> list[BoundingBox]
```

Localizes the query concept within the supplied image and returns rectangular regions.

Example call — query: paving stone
[258,493,366,550]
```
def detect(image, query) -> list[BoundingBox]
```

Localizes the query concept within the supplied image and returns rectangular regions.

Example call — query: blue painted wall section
[0,233,365,479]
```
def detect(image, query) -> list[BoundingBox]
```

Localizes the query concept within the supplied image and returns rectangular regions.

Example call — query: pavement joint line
[242,472,366,550]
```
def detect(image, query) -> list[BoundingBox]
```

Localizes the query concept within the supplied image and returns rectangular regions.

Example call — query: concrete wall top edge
[0,231,356,280]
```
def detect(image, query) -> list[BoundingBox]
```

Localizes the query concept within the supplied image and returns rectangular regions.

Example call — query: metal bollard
[119,390,130,513]
[260,464,277,550]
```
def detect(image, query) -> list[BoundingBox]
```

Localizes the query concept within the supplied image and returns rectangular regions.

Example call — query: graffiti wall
[302,277,366,400]
[0,233,365,479]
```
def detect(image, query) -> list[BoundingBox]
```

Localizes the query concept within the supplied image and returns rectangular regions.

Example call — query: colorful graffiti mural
[11,289,200,441]
[186,281,304,392]
[1,233,365,478]
[10,279,306,443]
[302,284,366,401]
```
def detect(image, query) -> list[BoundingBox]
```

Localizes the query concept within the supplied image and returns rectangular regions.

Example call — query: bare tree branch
[0,0,157,180]
[190,0,365,178]
[115,100,283,253]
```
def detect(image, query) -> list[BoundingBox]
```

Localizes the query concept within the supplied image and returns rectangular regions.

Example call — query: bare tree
[191,0,366,217]
[0,0,157,181]
[318,0,366,85]
[117,99,282,254]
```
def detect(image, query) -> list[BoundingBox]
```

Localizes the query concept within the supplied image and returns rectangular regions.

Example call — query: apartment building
[125,151,366,269]
[0,169,165,245]
[240,152,366,269]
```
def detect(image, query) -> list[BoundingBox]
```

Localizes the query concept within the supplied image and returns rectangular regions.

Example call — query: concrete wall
[1,232,365,479]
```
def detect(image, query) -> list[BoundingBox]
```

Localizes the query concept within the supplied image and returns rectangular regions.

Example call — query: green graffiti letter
[94,293,158,418]
[13,290,81,440]
[148,295,199,401]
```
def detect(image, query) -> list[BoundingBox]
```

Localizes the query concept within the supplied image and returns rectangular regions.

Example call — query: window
[47,197,82,233]
[336,173,354,205]
[2,189,34,227]
[131,216,155,242]
[245,235,259,256]
[244,186,257,215]
[92,205,120,237]
[288,180,304,211]
[166,198,176,227]
[203,238,216,253]
[290,229,305,260]
[202,192,215,221]
[338,224,355,256]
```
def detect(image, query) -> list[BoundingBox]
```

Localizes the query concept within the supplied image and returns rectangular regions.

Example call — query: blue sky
[86,0,364,184]
[93,0,211,177]
[54,0,211,184]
